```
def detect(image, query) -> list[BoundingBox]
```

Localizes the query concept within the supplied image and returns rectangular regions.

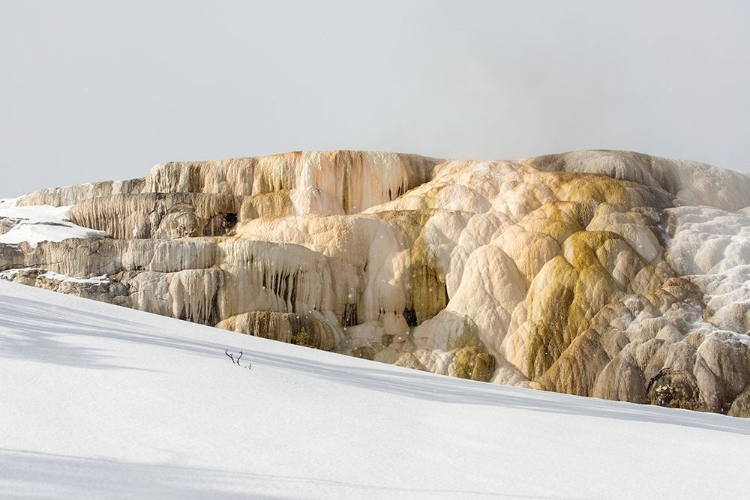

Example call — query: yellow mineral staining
[373,209,451,325]
[527,149,750,211]
[537,328,613,396]
[563,230,620,270]
[252,151,301,194]
[240,191,293,220]
[549,173,640,211]
[407,232,448,325]
[521,257,578,379]
[6,149,750,416]
[452,344,497,382]
[513,228,646,383]
[217,310,341,351]
[519,204,583,245]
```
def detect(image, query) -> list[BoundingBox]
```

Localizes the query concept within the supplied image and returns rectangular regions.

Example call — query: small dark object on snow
[225,349,252,369]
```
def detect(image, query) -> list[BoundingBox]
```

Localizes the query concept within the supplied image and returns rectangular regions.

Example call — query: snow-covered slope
[1,280,748,499]
[0,202,107,247]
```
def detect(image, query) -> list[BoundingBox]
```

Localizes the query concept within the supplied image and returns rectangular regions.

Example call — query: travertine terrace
[3,150,750,416]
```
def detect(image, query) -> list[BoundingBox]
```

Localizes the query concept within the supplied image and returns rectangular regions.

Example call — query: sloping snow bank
[0,280,748,499]
[0,203,107,247]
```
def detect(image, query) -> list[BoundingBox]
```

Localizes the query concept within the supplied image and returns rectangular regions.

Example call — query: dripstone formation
[3,150,750,416]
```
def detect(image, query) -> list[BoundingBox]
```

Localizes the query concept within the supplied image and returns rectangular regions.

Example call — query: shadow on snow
[1,289,748,437]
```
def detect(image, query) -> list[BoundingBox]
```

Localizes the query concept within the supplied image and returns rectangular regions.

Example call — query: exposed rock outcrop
[3,149,750,417]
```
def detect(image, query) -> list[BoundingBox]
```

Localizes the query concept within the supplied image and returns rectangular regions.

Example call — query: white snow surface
[1,280,748,500]
[0,268,109,284]
[0,203,107,247]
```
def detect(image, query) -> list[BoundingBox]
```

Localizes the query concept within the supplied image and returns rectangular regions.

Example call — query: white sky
[2,0,749,196]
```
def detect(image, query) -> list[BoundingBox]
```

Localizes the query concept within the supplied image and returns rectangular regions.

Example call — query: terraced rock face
[2,149,750,416]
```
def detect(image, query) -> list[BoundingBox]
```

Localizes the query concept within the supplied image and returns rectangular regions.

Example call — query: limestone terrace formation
[2,149,750,416]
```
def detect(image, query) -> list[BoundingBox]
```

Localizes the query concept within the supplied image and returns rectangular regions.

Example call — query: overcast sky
[1,1,749,197]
